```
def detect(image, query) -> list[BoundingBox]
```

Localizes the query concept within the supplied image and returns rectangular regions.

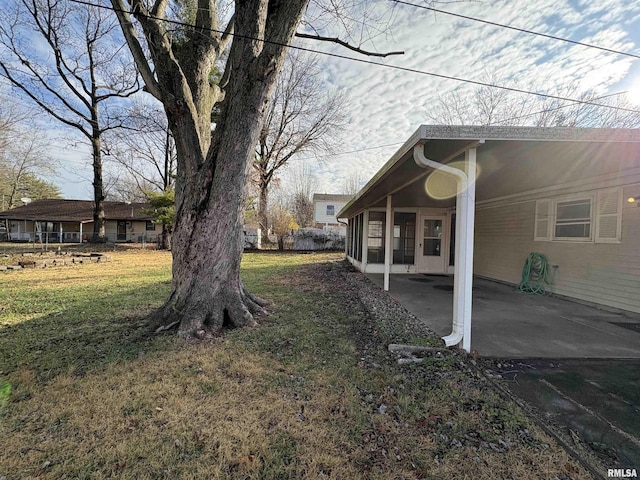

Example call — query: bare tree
[254,50,346,235]
[106,99,177,194]
[342,171,365,196]
[110,0,400,337]
[104,99,177,248]
[288,162,318,228]
[0,93,29,152]
[429,75,640,128]
[0,0,140,241]
[0,129,57,208]
[104,172,152,203]
[269,202,298,250]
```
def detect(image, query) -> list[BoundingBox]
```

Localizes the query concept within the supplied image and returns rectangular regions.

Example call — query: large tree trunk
[160,223,171,250]
[154,116,268,337]
[258,176,269,236]
[151,0,309,338]
[90,134,106,242]
[90,91,106,243]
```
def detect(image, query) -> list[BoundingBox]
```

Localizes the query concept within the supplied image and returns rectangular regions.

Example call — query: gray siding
[474,184,640,314]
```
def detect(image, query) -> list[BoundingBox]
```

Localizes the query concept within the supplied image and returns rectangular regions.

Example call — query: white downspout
[413,144,475,352]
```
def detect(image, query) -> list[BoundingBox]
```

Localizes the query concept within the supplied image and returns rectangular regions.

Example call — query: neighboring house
[0,199,159,243]
[313,193,352,228]
[339,125,640,349]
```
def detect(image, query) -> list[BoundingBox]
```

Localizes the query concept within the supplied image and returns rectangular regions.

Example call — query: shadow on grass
[0,282,174,384]
[0,258,327,386]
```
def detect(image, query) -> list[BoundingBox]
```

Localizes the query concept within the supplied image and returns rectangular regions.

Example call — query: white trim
[362,210,369,265]
[534,199,551,241]
[416,212,449,274]
[364,264,418,274]
[384,195,393,291]
[595,187,623,244]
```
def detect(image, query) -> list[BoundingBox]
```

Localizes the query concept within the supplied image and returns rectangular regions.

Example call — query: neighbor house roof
[339,125,640,218]
[0,199,155,223]
[313,193,353,202]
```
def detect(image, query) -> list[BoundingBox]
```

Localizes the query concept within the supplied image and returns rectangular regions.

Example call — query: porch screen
[393,212,415,264]
[367,211,385,264]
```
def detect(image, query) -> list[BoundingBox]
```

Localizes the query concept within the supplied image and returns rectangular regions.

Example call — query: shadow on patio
[367,274,640,359]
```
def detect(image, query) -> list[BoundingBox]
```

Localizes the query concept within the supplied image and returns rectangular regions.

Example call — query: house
[0,199,159,243]
[313,193,352,228]
[339,125,640,351]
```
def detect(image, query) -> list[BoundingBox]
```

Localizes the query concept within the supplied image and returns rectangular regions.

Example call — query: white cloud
[277,0,640,194]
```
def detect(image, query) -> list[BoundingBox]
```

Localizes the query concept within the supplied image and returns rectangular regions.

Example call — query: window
[554,198,592,239]
[146,221,156,231]
[347,213,364,261]
[534,188,622,243]
[326,205,335,216]
[367,211,385,263]
[422,219,443,255]
[393,212,415,264]
[354,213,363,261]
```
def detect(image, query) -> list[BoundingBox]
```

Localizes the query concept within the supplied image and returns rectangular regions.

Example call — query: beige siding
[474,183,640,314]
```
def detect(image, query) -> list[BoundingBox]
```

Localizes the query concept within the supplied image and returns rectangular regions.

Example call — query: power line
[315,142,404,157]
[305,93,633,157]
[390,0,640,60]
[67,0,640,115]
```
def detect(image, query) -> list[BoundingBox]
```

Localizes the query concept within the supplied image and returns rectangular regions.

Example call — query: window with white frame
[534,188,622,243]
[554,197,592,240]
[326,205,335,216]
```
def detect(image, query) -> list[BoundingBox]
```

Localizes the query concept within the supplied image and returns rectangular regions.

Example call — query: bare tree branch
[295,31,404,57]
[110,0,162,100]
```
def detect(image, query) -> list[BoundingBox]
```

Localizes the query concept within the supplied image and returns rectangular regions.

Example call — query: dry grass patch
[0,250,588,479]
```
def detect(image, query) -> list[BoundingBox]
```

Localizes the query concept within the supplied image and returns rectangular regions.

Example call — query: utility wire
[67,0,640,115]
[314,142,404,157]
[390,0,640,60]
[308,92,630,157]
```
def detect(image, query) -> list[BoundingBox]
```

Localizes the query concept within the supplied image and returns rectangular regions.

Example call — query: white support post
[414,144,478,353]
[59,223,63,243]
[362,211,369,267]
[461,148,477,353]
[79,223,83,243]
[383,195,393,291]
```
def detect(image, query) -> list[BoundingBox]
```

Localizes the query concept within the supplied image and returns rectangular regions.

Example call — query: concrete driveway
[368,274,640,358]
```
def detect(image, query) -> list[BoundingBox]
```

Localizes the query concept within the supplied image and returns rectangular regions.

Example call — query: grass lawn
[0,249,587,479]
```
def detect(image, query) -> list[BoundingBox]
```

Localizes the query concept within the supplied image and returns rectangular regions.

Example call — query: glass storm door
[117,221,127,241]
[418,216,446,273]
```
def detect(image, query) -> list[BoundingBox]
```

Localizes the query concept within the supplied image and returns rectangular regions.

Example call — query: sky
[24,0,640,199]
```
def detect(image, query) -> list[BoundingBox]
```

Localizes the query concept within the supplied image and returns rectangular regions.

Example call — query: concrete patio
[368,273,640,358]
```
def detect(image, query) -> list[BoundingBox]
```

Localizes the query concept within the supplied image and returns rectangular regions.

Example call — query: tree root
[155,320,181,333]
[150,281,269,339]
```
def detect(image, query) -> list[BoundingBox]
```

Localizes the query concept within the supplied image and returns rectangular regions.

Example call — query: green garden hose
[517,252,552,295]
